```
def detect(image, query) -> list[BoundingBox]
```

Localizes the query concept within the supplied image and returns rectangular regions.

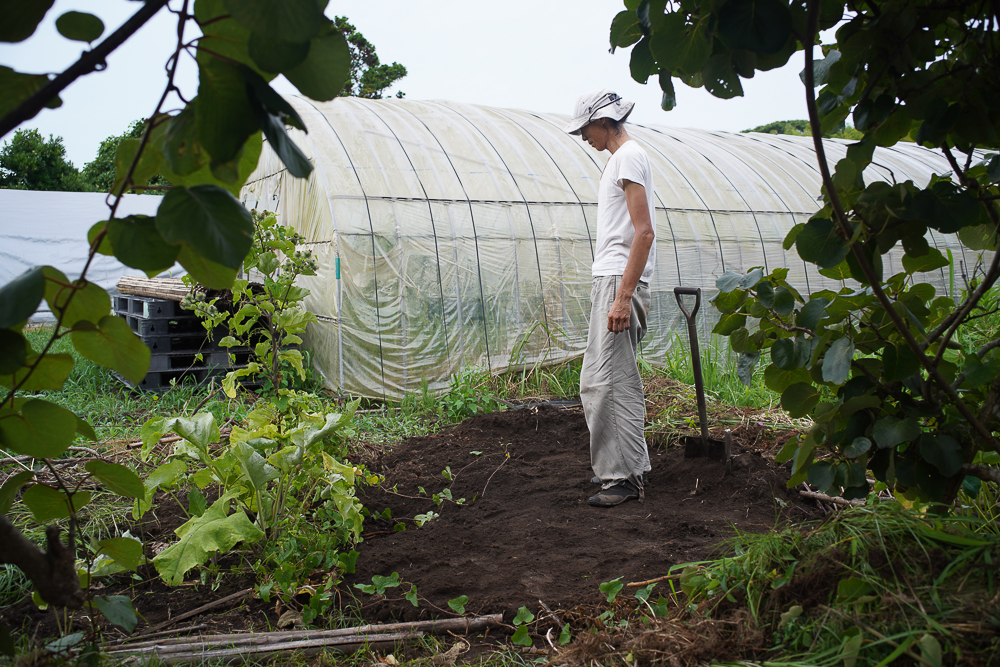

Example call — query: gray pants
[580,276,651,492]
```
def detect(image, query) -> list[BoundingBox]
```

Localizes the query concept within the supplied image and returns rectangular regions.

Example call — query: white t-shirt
[593,140,656,282]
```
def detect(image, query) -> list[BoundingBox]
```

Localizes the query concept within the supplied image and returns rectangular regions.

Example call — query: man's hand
[608,295,631,333]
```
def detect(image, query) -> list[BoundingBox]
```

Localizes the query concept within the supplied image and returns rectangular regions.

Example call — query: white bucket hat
[563,89,635,135]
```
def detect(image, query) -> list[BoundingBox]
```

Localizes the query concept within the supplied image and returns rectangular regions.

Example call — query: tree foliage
[0,128,88,191]
[0,0,349,617]
[334,16,407,99]
[610,0,1000,504]
[81,119,167,193]
[743,118,863,140]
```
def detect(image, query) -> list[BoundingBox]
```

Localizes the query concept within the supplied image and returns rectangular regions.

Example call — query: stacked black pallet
[112,295,252,390]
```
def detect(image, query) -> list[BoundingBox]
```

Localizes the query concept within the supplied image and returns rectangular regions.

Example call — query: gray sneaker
[588,481,640,507]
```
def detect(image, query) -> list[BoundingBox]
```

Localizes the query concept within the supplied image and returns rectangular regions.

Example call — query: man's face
[579,120,608,152]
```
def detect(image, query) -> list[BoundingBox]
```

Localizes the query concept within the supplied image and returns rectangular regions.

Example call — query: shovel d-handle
[673,287,710,448]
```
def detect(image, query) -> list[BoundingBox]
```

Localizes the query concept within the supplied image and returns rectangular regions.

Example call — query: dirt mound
[346,404,818,623]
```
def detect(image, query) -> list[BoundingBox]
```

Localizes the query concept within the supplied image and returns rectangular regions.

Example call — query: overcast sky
[0,0,819,169]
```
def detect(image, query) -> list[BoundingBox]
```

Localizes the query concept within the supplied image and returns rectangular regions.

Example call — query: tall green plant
[608,0,1000,504]
[0,0,349,631]
[183,209,319,395]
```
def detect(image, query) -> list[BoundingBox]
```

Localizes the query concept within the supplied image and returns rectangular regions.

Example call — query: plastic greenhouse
[240,97,987,400]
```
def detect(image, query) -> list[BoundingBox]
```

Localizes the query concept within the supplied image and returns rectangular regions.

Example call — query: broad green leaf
[703,53,744,99]
[736,351,760,387]
[107,215,180,277]
[796,218,849,269]
[160,105,204,175]
[284,23,351,101]
[196,56,260,164]
[901,247,949,274]
[717,0,792,55]
[958,223,1000,251]
[98,537,143,571]
[1,1,55,42]
[173,412,221,451]
[609,10,642,50]
[94,595,138,634]
[224,0,324,42]
[764,365,810,393]
[0,67,61,120]
[513,606,535,625]
[511,625,532,647]
[176,246,239,290]
[919,434,964,477]
[772,286,795,316]
[883,343,919,382]
[85,461,144,498]
[146,459,188,491]
[630,37,655,84]
[807,460,835,493]
[797,297,829,331]
[872,416,921,449]
[844,437,871,458]
[738,268,764,290]
[771,339,798,370]
[242,70,312,178]
[156,185,254,270]
[716,271,742,293]
[448,595,469,614]
[0,399,78,457]
[71,316,151,384]
[600,577,625,602]
[248,32,309,72]
[0,353,74,391]
[42,267,109,329]
[0,266,45,329]
[55,11,104,42]
[0,329,28,375]
[188,488,208,517]
[153,494,264,586]
[232,442,280,492]
[0,470,34,513]
[713,313,746,335]
[822,337,854,385]
[781,382,820,418]
[650,13,711,75]
[22,485,91,522]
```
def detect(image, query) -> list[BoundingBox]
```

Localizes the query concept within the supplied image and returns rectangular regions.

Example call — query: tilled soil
[345,403,818,623]
[2,403,816,642]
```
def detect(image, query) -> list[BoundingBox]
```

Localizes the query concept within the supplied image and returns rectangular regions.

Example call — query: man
[564,89,655,507]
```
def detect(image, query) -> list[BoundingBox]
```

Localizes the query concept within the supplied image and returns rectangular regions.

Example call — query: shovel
[674,287,732,466]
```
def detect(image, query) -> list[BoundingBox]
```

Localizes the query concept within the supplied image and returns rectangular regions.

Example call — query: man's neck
[606,128,632,154]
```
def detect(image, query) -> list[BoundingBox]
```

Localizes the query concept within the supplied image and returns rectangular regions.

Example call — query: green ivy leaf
[0,330,28,375]
[650,13,711,75]
[22,485,91,522]
[764,365,810,393]
[156,185,254,271]
[713,313,747,335]
[85,461,145,498]
[630,37,655,83]
[797,298,829,331]
[807,460,835,493]
[772,286,795,316]
[247,32,309,72]
[55,11,104,42]
[716,271,742,293]
[448,595,469,614]
[0,267,45,329]
[42,267,110,329]
[195,57,260,164]
[844,437,871,458]
[0,399,78,458]
[600,577,624,603]
[511,625,532,647]
[901,247,949,274]
[781,382,820,418]
[703,53,744,99]
[71,315,151,384]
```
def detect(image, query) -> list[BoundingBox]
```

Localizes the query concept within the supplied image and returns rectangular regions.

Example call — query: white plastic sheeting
[240,97,985,400]
[0,190,168,319]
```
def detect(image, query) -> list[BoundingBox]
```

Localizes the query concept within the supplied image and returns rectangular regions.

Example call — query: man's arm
[607,179,655,333]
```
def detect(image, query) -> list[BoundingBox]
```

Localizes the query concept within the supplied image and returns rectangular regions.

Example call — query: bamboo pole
[110,633,415,664]
[116,276,194,301]
[111,614,504,652]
